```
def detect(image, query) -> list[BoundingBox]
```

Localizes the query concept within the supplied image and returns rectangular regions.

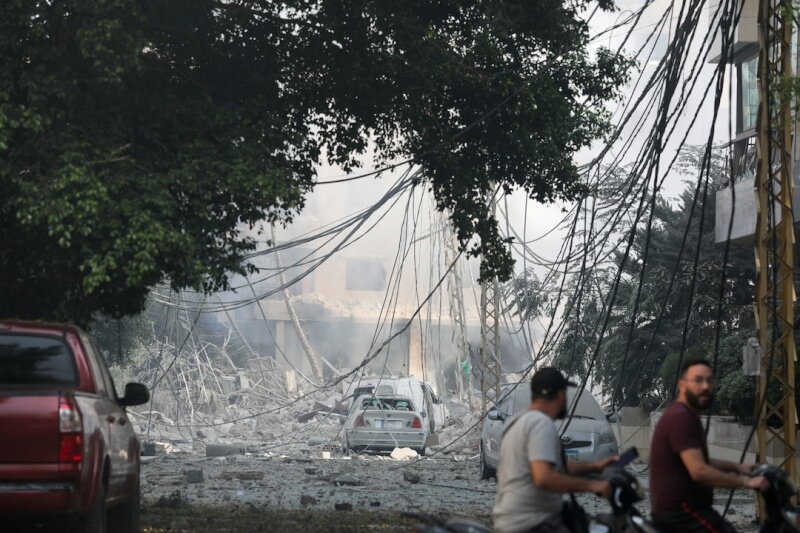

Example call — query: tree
[90,312,153,367]
[0,0,629,325]
[555,146,757,409]
[504,269,549,322]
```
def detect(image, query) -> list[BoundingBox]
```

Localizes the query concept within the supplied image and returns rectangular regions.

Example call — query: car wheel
[416,447,426,457]
[480,444,496,481]
[73,482,107,533]
[107,474,140,533]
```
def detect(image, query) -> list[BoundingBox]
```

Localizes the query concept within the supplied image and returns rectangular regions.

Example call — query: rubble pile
[119,337,479,459]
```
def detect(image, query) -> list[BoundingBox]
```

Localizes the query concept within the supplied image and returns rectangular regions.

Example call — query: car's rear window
[360,397,415,411]
[0,334,78,386]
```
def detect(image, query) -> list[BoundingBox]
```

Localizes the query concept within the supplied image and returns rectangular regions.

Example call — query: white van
[343,376,449,434]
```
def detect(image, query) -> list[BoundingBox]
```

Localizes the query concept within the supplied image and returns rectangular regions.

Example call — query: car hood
[556,417,610,434]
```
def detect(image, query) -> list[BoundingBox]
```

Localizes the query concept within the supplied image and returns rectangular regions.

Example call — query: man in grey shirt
[493,368,614,533]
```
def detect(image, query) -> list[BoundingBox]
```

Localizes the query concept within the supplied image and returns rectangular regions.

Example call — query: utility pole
[753,0,796,489]
[443,217,473,409]
[480,195,502,412]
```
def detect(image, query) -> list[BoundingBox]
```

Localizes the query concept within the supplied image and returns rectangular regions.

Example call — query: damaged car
[341,395,428,456]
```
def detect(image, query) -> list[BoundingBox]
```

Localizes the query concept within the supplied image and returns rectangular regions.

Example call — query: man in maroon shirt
[649,359,768,532]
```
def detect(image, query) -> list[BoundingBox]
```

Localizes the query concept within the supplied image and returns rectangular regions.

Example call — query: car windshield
[566,388,605,420]
[359,397,414,411]
[511,385,605,420]
[0,334,78,386]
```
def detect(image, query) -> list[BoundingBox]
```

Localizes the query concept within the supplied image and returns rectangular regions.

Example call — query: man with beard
[493,367,614,533]
[649,359,768,533]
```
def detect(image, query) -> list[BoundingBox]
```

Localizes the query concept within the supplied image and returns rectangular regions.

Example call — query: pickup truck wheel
[74,483,107,533]
[108,475,140,533]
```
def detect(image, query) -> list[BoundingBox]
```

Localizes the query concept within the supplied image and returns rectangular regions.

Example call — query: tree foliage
[504,268,549,322]
[0,0,629,324]
[554,147,757,411]
[90,312,153,367]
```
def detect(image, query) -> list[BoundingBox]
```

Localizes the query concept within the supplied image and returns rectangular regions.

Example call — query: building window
[346,259,386,291]
[739,55,758,133]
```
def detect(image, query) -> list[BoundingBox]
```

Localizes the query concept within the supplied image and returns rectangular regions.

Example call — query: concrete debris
[300,495,318,506]
[297,410,321,423]
[156,442,178,454]
[215,471,265,481]
[307,436,328,447]
[390,447,418,460]
[333,474,362,486]
[283,457,313,464]
[334,503,353,511]
[147,473,187,485]
[402,471,421,484]
[185,469,204,484]
[206,444,246,457]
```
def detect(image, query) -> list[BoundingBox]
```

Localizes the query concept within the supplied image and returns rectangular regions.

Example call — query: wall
[616,412,796,468]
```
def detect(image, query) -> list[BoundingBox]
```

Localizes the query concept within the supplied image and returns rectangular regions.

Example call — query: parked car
[480,384,618,480]
[0,321,150,532]
[342,394,428,455]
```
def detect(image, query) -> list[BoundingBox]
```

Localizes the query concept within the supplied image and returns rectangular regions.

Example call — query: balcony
[715,133,800,244]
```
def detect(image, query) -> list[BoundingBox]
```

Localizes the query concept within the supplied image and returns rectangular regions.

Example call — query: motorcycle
[593,462,800,533]
[751,464,800,533]
[410,448,657,533]
[589,462,659,533]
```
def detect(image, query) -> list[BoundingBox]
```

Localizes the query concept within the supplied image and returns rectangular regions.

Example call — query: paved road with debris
[142,451,496,517]
[138,407,758,532]
[139,450,759,532]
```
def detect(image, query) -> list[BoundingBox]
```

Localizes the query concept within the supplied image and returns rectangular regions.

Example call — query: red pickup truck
[0,321,149,532]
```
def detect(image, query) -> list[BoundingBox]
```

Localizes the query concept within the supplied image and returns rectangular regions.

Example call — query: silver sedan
[342,395,428,455]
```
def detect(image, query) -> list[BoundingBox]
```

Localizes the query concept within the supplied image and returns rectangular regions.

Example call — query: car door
[421,384,436,433]
[424,383,447,431]
[81,334,130,498]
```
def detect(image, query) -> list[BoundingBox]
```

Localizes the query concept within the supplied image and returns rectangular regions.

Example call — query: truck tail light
[355,415,368,427]
[410,416,423,429]
[59,395,83,464]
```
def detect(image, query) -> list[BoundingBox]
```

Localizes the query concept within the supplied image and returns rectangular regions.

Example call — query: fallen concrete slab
[206,444,246,457]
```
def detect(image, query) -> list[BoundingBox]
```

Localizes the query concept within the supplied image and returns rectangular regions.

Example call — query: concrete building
[712,0,800,244]
[214,186,493,398]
